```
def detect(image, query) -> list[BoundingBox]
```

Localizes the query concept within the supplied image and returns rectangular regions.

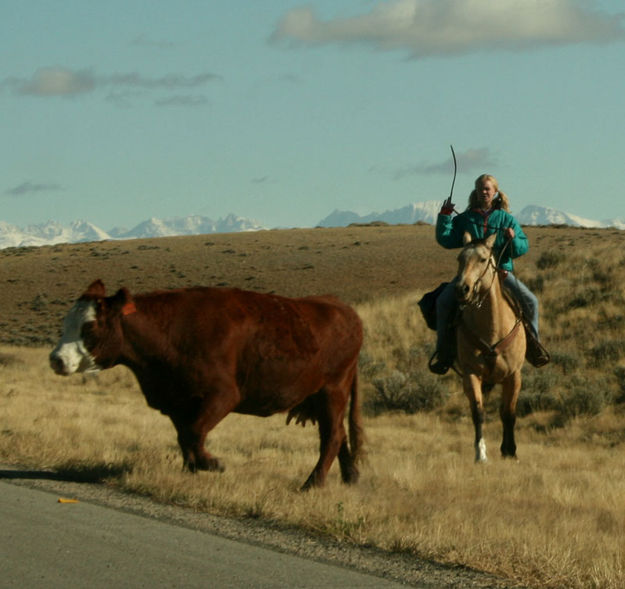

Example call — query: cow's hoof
[300,474,324,492]
[199,456,225,472]
[185,456,225,473]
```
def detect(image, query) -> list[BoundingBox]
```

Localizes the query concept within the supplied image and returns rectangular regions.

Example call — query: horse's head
[455,232,497,305]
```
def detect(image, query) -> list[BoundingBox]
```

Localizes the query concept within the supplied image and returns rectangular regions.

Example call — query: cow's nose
[49,353,65,375]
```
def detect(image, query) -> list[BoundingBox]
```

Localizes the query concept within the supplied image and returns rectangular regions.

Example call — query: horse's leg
[463,374,487,462]
[500,370,521,458]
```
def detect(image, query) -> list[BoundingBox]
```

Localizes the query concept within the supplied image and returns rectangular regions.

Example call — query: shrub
[366,369,449,416]
[358,351,386,382]
[536,250,565,270]
[524,275,544,294]
[612,366,625,403]
[589,340,625,368]
[596,313,625,333]
[565,287,606,310]
[556,375,615,419]
[549,351,579,375]
[516,368,560,416]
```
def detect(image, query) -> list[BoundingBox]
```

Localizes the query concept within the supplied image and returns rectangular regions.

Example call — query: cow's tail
[348,368,365,464]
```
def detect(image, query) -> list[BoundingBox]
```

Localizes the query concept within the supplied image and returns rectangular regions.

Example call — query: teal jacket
[436,208,528,272]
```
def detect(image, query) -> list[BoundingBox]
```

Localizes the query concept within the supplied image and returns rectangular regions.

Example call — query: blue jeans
[435,273,539,352]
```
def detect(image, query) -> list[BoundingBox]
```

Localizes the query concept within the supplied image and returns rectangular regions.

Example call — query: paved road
[0,480,412,588]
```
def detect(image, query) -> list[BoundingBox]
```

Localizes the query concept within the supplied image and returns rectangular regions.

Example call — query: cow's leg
[500,370,521,459]
[301,388,348,491]
[174,423,224,473]
[464,374,487,463]
[171,393,237,473]
[337,437,359,485]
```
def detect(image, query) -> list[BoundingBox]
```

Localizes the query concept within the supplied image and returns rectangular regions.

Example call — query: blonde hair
[468,174,510,212]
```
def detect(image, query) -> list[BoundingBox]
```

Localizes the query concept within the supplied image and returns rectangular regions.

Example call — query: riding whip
[443,144,458,216]
[449,144,457,202]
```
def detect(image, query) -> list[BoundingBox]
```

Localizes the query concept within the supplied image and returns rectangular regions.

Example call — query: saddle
[419,281,550,369]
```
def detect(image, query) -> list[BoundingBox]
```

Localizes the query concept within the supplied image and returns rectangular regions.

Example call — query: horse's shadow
[0,462,131,484]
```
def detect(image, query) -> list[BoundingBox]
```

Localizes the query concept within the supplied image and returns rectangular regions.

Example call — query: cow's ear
[110,288,136,316]
[85,279,106,298]
[462,232,472,245]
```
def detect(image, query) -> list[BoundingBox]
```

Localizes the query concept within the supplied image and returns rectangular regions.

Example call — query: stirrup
[525,334,550,368]
[429,351,451,375]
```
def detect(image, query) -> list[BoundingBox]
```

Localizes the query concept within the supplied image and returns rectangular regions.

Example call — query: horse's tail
[348,368,365,464]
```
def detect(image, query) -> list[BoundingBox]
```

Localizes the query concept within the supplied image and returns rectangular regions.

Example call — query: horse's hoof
[501,454,519,462]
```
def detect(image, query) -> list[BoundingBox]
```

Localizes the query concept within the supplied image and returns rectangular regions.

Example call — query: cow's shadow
[0,462,131,484]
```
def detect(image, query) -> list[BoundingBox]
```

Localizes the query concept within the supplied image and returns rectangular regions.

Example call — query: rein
[458,317,523,370]
[462,236,513,309]
[465,256,497,309]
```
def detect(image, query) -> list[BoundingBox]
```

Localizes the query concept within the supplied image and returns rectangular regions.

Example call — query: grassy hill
[0,222,606,345]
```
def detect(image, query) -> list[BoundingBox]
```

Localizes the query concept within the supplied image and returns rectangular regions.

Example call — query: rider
[429,173,549,375]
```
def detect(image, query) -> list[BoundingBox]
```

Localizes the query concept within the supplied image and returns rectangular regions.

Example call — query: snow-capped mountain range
[318,202,625,231]
[0,204,623,249]
[0,214,265,249]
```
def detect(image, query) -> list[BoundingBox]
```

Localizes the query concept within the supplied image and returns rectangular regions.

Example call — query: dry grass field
[1,223,625,588]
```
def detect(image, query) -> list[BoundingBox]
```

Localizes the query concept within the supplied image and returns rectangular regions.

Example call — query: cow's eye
[81,322,97,348]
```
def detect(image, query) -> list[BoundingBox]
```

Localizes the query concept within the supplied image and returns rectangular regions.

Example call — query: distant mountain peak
[1,204,622,250]
[318,203,624,231]
[318,200,442,227]
[0,214,266,249]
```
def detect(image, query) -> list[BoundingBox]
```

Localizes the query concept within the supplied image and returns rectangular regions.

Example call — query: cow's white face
[49,300,100,375]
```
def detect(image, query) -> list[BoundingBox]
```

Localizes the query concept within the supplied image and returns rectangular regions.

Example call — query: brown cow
[49,280,364,489]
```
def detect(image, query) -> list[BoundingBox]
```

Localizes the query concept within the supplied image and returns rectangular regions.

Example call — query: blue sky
[2,0,624,230]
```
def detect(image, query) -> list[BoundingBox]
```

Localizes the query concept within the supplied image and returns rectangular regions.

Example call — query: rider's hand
[504,227,515,240]
[440,196,454,215]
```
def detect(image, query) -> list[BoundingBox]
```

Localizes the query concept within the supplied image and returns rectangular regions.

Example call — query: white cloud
[154,95,210,107]
[106,72,220,89]
[130,34,176,50]
[3,67,221,101]
[272,0,625,57]
[18,68,95,96]
[5,181,63,196]
[371,147,497,180]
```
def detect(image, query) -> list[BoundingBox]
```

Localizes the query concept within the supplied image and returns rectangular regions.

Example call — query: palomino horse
[455,232,526,462]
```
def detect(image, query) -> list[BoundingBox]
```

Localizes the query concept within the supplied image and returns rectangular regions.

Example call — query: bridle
[462,254,497,310]
[459,236,513,310]
[455,237,522,372]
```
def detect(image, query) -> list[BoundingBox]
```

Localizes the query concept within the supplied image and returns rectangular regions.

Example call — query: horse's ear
[462,232,472,245]
[485,233,497,249]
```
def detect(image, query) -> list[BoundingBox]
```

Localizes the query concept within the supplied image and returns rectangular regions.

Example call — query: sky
[2,0,624,231]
